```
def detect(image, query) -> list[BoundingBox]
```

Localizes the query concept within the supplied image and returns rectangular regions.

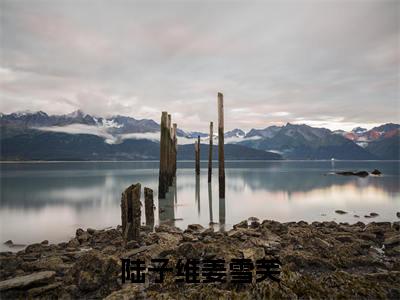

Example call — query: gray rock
[69,250,119,292]
[384,235,400,249]
[0,271,55,291]
[233,220,248,229]
[335,210,347,215]
[187,224,204,232]
[87,228,96,235]
[371,169,382,175]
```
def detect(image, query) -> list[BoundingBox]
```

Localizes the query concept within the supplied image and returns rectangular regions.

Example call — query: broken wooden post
[218,92,225,198]
[158,112,168,198]
[144,187,154,227]
[208,122,213,183]
[121,183,141,241]
[195,136,200,175]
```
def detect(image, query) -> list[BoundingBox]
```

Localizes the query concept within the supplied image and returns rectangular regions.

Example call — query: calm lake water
[0,161,399,251]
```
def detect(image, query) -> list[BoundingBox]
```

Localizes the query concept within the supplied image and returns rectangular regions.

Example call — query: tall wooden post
[172,123,177,177]
[208,122,213,182]
[195,136,200,175]
[121,183,141,241]
[144,187,154,227]
[159,112,168,198]
[167,114,172,187]
[218,92,225,198]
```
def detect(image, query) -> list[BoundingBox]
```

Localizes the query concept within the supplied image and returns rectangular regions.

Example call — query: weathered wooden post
[208,122,213,183]
[208,183,213,225]
[195,136,200,175]
[121,183,141,241]
[144,187,154,227]
[159,112,168,198]
[218,92,225,198]
[172,123,177,177]
[167,114,172,187]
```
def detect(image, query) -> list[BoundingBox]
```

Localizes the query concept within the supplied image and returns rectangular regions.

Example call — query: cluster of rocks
[1,219,399,299]
[336,169,382,177]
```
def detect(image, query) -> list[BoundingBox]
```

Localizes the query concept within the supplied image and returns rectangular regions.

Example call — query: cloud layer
[1,0,399,131]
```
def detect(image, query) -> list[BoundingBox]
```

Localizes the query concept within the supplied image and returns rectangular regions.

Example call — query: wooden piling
[218,92,225,198]
[172,123,177,177]
[208,122,213,182]
[121,183,141,241]
[167,114,172,186]
[158,112,169,198]
[158,112,178,198]
[195,136,200,175]
[144,187,154,227]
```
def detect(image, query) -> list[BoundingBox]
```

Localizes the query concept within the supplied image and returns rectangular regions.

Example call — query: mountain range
[1,110,398,161]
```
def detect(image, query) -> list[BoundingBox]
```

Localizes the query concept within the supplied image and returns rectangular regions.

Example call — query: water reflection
[158,178,176,227]
[195,175,200,216]
[208,183,213,225]
[0,161,399,251]
[219,197,226,232]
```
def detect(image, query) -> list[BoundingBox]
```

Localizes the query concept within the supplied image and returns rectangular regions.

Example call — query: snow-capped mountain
[1,110,398,160]
[333,123,400,148]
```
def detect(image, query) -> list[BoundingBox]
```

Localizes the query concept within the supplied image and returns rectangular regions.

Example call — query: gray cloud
[0,0,399,131]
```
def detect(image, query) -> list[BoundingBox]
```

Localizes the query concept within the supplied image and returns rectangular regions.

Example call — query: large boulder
[0,271,55,291]
[67,250,119,295]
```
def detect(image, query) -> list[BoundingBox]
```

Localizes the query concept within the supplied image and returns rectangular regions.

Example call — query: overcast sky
[0,0,399,131]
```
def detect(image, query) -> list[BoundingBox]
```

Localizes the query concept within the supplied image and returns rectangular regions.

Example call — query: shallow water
[0,160,399,251]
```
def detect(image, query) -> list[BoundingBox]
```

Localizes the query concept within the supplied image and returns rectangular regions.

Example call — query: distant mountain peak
[66,109,87,118]
[225,128,246,138]
[352,127,367,134]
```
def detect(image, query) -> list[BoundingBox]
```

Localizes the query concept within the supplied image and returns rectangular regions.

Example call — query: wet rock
[397,212,400,219]
[0,271,55,291]
[75,228,84,237]
[155,224,182,234]
[40,240,49,245]
[68,250,119,294]
[182,233,197,242]
[336,171,369,177]
[67,238,80,248]
[125,240,140,249]
[393,222,400,231]
[105,285,142,300]
[371,169,382,175]
[87,228,96,235]
[3,240,13,246]
[122,244,158,258]
[334,235,353,243]
[21,256,64,273]
[234,220,248,229]
[25,243,45,254]
[27,282,62,297]
[384,235,400,249]
[176,242,204,258]
[297,220,308,227]
[242,247,264,260]
[101,246,117,255]
[186,224,204,232]
[314,237,332,249]
[369,212,379,217]
[354,215,360,218]
[77,232,90,244]
[335,210,347,215]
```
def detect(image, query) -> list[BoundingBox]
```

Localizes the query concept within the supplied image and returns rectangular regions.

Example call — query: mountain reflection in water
[0,161,399,250]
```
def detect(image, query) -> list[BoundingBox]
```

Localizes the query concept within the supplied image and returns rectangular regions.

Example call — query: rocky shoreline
[1,219,400,299]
